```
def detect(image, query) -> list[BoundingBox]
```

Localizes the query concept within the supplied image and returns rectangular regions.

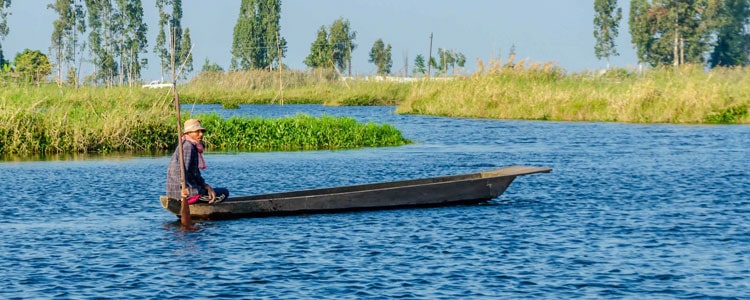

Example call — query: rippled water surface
[2,105,748,299]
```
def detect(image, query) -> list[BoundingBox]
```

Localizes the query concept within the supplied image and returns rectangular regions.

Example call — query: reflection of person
[166,119,229,204]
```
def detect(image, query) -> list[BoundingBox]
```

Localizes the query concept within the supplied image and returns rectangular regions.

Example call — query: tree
[368,38,392,76]
[304,18,357,75]
[329,18,356,76]
[14,49,52,83]
[436,48,455,74]
[155,0,188,80]
[456,52,467,69]
[0,0,10,67]
[115,0,148,85]
[413,54,426,76]
[178,27,193,77]
[629,0,720,67]
[231,0,286,71]
[154,0,169,79]
[432,48,465,75]
[83,0,148,86]
[593,0,622,69]
[709,0,750,67]
[49,0,86,85]
[200,58,223,72]
[260,0,284,70]
[49,0,86,86]
[428,56,438,73]
[304,25,332,68]
[85,0,117,85]
[231,0,258,70]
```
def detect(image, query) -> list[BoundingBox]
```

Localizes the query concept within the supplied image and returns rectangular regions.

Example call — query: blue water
[1,105,748,299]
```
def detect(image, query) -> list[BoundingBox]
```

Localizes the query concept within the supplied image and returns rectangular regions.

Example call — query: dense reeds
[0,84,410,155]
[0,85,174,154]
[398,59,750,124]
[182,69,410,106]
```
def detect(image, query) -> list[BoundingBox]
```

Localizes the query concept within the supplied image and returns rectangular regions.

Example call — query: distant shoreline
[1,63,747,156]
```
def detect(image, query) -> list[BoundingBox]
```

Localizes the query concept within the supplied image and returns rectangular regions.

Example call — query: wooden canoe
[160,165,551,220]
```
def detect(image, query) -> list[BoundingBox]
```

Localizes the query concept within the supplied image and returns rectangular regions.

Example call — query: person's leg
[213,188,229,202]
[207,187,229,204]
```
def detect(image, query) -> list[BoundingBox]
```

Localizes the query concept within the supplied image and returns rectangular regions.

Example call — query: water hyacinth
[199,113,410,151]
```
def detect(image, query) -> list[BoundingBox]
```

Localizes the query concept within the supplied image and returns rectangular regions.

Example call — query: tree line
[0,0,191,86]
[594,0,750,68]
[0,0,470,86]
[3,1,745,86]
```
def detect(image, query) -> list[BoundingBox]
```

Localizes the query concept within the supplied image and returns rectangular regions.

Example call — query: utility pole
[403,50,408,77]
[427,32,433,79]
[674,8,679,67]
[277,31,283,105]
[347,39,352,77]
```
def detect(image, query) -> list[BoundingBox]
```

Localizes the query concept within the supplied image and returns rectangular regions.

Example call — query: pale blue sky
[3,1,638,81]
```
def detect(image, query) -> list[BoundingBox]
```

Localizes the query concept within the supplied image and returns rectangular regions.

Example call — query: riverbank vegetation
[179,60,749,124]
[397,61,750,124]
[1,62,747,156]
[180,68,411,106]
[0,85,411,155]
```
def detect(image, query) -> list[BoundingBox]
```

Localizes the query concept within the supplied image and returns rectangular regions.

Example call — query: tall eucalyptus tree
[0,0,10,67]
[303,18,356,75]
[114,0,148,85]
[179,27,193,76]
[231,0,286,71]
[593,0,622,69]
[413,54,426,76]
[329,18,356,76]
[629,0,720,67]
[368,38,392,76]
[49,0,86,85]
[710,0,750,67]
[303,25,332,68]
[86,0,117,85]
[155,0,190,80]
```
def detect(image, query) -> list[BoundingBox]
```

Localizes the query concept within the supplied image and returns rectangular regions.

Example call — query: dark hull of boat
[160,166,551,220]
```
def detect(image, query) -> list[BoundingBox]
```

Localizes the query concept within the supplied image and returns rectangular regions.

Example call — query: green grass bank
[0,85,410,155]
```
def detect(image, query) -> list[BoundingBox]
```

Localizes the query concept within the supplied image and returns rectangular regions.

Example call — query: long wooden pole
[171,26,194,229]
[174,87,193,228]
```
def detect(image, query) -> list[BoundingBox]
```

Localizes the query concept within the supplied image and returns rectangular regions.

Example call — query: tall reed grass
[182,69,410,106]
[398,58,750,124]
[0,85,174,154]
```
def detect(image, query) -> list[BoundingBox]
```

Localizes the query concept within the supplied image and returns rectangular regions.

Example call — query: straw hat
[183,119,206,133]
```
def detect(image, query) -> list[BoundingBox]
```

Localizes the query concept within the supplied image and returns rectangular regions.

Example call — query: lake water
[2,105,748,299]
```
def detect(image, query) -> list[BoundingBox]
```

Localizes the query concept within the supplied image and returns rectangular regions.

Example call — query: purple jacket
[166,140,206,199]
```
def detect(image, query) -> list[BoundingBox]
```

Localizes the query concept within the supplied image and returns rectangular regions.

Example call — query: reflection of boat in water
[160,166,552,220]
